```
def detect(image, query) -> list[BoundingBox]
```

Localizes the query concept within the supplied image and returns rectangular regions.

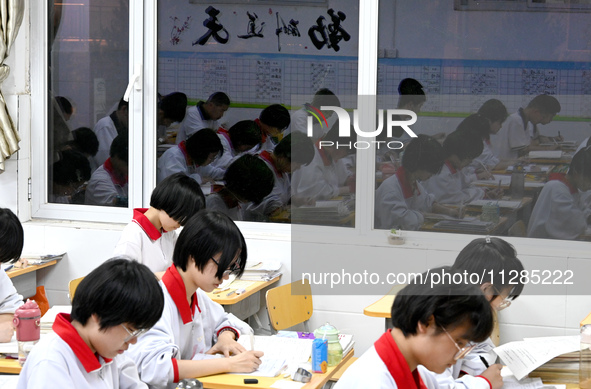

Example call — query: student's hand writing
[485,188,503,199]
[476,170,494,180]
[479,364,503,389]
[227,350,264,373]
[208,331,246,357]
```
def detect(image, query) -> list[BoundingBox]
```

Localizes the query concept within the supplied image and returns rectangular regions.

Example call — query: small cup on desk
[387,229,405,245]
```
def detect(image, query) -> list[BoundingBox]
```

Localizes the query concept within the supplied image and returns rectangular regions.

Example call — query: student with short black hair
[17,258,164,389]
[460,112,505,182]
[176,92,231,143]
[85,134,129,207]
[528,146,591,239]
[0,208,25,343]
[255,104,291,151]
[375,135,459,230]
[51,149,91,204]
[128,210,263,388]
[157,128,223,184]
[289,88,341,140]
[93,97,129,167]
[206,154,274,221]
[335,267,494,389]
[158,92,188,144]
[114,173,205,274]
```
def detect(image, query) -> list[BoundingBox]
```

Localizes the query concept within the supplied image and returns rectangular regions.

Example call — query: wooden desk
[420,216,508,235]
[207,276,281,305]
[6,260,59,298]
[0,358,21,374]
[6,260,58,279]
[198,350,354,389]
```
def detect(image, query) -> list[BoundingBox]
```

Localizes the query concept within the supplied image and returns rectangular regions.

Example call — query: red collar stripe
[178,141,193,166]
[255,118,267,143]
[162,265,199,324]
[548,173,578,194]
[374,330,427,389]
[103,158,128,187]
[132,208,162,241]
[259,151,281,178]
[395,167,418,199]
[444,160,457,174]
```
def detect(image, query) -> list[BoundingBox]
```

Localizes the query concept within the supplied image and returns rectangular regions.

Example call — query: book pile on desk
[291,198,355,223]
[20,252,66,265]
[432,219,495,234]
[238,260,282,282]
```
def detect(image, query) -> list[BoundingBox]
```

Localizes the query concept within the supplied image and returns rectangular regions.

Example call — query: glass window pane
[156,1,358,227]
[48,0,129,207]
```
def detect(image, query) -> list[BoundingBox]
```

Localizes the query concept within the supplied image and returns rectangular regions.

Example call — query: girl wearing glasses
[127,210,263,388]
[334,267,494,389]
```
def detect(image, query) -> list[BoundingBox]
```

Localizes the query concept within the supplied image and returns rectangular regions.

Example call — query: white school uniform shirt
[527,174,590,239]
[176,103,221,144]
[0,269,23,314]
[334,330,439,389]
[464,140,500,183]
[17,313,147,389]
[243,151,290,220]
[93,114,118,167]
[127,266,251,389]
[205,192,243,221]
[492,110,532,160]
[85,159,128,206]
[374,167,435,231]
[157,142,203,185]
[195,128,244,181]
[113,208,177,273]
[431,338,496,389]
[423,160,485,205]
[291,145,348,201]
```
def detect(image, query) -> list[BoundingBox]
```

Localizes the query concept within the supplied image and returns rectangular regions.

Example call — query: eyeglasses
[211,257,240,277]
[120,324,149,343]
[490,284,512,311]
[441,326,476,361]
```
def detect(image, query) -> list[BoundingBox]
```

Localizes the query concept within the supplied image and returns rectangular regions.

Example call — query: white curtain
[0,0,24,173]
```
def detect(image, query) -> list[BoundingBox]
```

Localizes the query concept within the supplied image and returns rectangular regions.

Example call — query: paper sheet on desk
[0,375,19,389]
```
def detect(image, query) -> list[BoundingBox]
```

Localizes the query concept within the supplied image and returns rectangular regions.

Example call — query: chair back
[68,277,84,303]
[266,279,313,332]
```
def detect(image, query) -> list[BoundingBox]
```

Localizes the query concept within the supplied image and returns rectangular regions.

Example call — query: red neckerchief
[259,151,282,178]
[374,330,428,389]
[178,141,193,166]
[548,173,577,194]
[485,139,491,146]
[103,158,128,187]
[53,313,113,373]
[255,118,267,144]
[217,128,233,151]
[132,208,162,240]
[219,188,240,209]
[444,160,457,174]
[162,265,199,324]
[395,166,419,199]
[315,139,332,166]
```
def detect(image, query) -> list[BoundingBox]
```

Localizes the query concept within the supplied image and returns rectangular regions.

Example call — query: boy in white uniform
[334,267,495,389]
[253,104,291,152]
[527,147,591,239]
[85,134,128,207]
[93,98,128,167]
[17,258,164,389]
[128,210,264,389]
[176,92,230,144]
[114,173,205,274]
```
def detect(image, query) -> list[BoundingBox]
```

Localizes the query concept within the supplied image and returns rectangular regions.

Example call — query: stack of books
[291,199,355,223]
[238,261,282,282]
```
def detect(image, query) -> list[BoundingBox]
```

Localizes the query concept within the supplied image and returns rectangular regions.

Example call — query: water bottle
[510,165,525,200]
[314,322,343,367]
[13,300,41,366]
[580,324,591,389]
[176,378,203,389]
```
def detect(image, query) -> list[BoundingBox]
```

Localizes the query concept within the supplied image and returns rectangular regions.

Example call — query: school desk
[197,349,354,389]
[6,260,59,299]
[420,216,509,235]
[207,276,281,305]
[0,358,20,374]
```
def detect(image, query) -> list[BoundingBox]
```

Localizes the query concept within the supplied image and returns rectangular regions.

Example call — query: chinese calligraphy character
[170,16,192,46]
[238,11,265,39]
[275,12,300,52]
[308,9,350,52]
[193,6,229,46]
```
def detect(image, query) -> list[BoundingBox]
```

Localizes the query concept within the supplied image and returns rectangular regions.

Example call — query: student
[206,154,274,221]
[113,173,205,274]
[291,121,355,203]
[69,127,100,172]
[50,149,91,204]
[492,94,561,160]
[432,237,525,389]
[176,92,230,144]
[375,135,459,230]
[93,98,129,167]
[17,258,164,389]
[244,132,315,220]
[461,111,505,182]
[157,128,223,184]
[289,88,341,140]
[527,146,591,239]
[334,267,494,389]
[423,129,501,204]
[127,210,264,389]
[85,134,128,207]
[254,104,291,152]
[474,99,509,172]
[0,208,25,343]
[158,92,188,144]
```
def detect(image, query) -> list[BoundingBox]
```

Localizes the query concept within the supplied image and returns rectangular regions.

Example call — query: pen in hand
[479,355,490,369]
[250,331,255,351]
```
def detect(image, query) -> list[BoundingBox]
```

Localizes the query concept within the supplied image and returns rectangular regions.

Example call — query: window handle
[123,65,142,102]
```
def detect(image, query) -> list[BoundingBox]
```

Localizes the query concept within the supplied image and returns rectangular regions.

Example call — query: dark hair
[207,92,231,106]
[150,173,205,226]
[173,210,247,279]
[398,78,427,108]
[443,128,483,161]
[72,127,99,157]
[159,92,188,123]
[71,258,164,330]
[391,266,494,343]
[0,208,24,263]
[53,150,91,186]
[569,147,591,179]
[275,132,315,165]
[117,98,129,110]
[452,237,524,300]
[259,104,291,130]
[224,154,274,204]
[401,134,444,174]
[311,88,341,109]
[110,134,128,161]
[477,99,508,124]
[186,128,223,166]
[228,120,262,150]
[457,114,493,141]
[527,94,561,115]
[322,121,356,156]
[56,96,73,116]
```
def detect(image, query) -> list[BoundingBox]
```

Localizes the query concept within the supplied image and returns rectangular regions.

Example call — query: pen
[226,290,235,296]
[250,331,255,351]
[479,355,490,369]
[497,179,501,191]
